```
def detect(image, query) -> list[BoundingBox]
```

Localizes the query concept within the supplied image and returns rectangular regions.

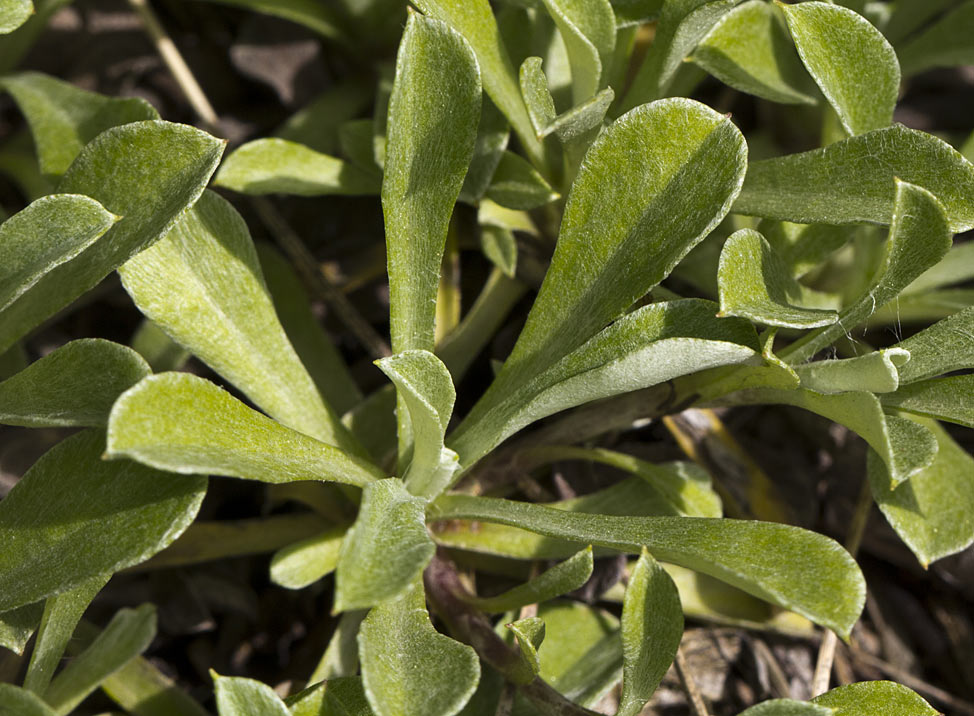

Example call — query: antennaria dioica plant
[0,0,972,713]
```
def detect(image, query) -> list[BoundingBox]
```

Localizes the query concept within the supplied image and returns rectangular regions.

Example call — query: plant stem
[675,647,711,716]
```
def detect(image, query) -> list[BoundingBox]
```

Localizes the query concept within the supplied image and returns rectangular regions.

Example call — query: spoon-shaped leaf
[120,190,356,451]
[781,2,899,136]
[882,374,974,428]
[428,495,865,638]
[0,685,56,715]
[520,57,556,137]
[795,348,909,394]
[0,72,159,176]
[691,1,816,105]
[0,0,32,33]
[617,548,683,716]
[334,480,435,611]
[540,0,615,102]
[718,228,838,328]
[376,351,458,499]
[891,305,974,384]
[485,151,558,210]
[213,674,290,716]
[811,681,937,716]
[507,616,545,683]
[868,418,974,567]
[106,373,383,488]
[214,138,379,196]
[0,339,150,427]
[0,430,205,612]
[466,546,594,613]
[897,1,974,76]
[359,581,479,716]
[43,604,156,716]
[384,12,480,354]
[735,126,974,232]
[270,526,345,590]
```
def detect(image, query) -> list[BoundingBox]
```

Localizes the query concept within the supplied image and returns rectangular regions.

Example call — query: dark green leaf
[0,602,43,655]
[882,374,974,428]
[192,0,347,43]
[507,616,545,683]
[270,526,345,590]
[892,306,974,383]
[467,546,593,613]
[0,685,56,716]
[459,97,509,204]
[898,1,974,75]
[545,87,614,142]
[485,150,558,209]
[286,676,374,716]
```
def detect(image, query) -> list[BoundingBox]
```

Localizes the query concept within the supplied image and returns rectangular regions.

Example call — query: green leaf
[130,319,189,373]
[0,0,32,33]
[781,2,899,135]
[783,181,952,363]
[257,242,362,416]
[413,0,544,168]
[24,574,110,695]
[270,527,345,590]
[485,150,558,210]
[898,1,974,75]
[214,674,290,716]
[376,351,458,499]
[692,1,816,105]
[738,700,832,716]
[286,677,374,716]
[458,97,510,205]
[507,616,545,684]
[519,57,556,137]
[0,339,150,427]
[97,651,210,716]
[214,138,379,196]
[0,685,56,716]
[0,194,117,350]
[761,220,854,279]
[428,494,865,638]
[540,0,615,102]
[718,228,839,328]
[192,0,347,43]
[0,72,158,176]
[811,681,937,716]
[903,241,974,295]
[335,480,435,611]
[545,87,615,143]
[106,373,383,488]
[892,305,974,383]
[383,12,480,355]
[0,602,42,655]
[618,548,683,716]
[120,191,355,451]
[479,224,518,277]
[468,546,593,613]
[795,348,910,395]
[735,125,974,232]
[612,0,662,26]
[868,418,974,567]
[620,0,741,110]
[44,604,156,715]
[0,430,205,612]
[359,581,479,716]
[882,374,974,428]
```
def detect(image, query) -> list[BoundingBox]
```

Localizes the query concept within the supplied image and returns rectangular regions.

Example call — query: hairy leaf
[811,681,937,715]
[193,0,347,42]
[781,2,899,135]
[107,373,383,487]
[0,339,150,427]
[359,581,479,716]
[286,676,373,716]
[468,546,593,613]
[898,1,974,75]
[335,480,435,611]
[0,602,43,655]
[0,430,205,612]
[429,495,865,637]
[459,97,509,205]
[882,374,974,428]
[735,125,974,232]
[215,139,378,196]
[0,0,32,33]
[795,348,910,394]
[0,685,56,715]
[738,701,832,716]
[546,87,615,143]
[214,675,290,716]
[485,150,558,210]
[270,527,345,590]
[519,56,556,137]
[508,616,545,683]
[121,191,356,450]
[540,0,615,102]
[892,306,974,383]
[618,549,683,716]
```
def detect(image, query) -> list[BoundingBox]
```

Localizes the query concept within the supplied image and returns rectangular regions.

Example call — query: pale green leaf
[96,649,210,716]
[383,12,480,354]
[214,138,379,196]
[519,56,556,137]
[214,674,290,716]
[735,125,974,232]
[479,224,518,277]
[692,1,817,105]
[192,0,347,43]
[868,418,974,567]
[0,195,116,311]
[892,305,974,383]
[376,351,458,499]
[811,681,937,716]
[761,220,854,279]
[44,604,156,715]
[359,581,479,716]
[485,150,559,210]
[541,0,615,102]
[738,700,832,716]
[0,685,56,716]
[0,339,150,427]
[468,546,593,613]
[617,548,683,716]
[0,430,205,612]
[256,243,362,416]
[334,480,435,611]
[24,574,110,695]
[882,374,974,428]
[718,228,838,328]
[0,0,32,33]
[795,348,910,394]
[621,0,741,110]
[507,616,545,683]
[903,241,974,295]
[898,1,974,75]
[120,191,356,450]
[131,319,189,373]
[0,71,159,175]
[544,87,614,142]
[429,495,865,637]
[781,2,899,135]
[107,373,383,488]
[783,180,952,363]
[0,602,42,655]
[413,0,545,168]
[270,526,345,590]
[286,677,374,716]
